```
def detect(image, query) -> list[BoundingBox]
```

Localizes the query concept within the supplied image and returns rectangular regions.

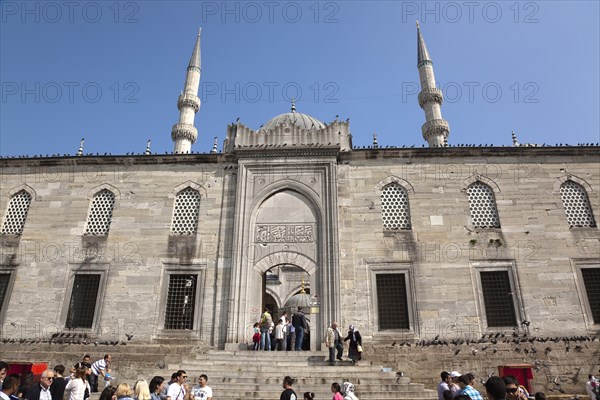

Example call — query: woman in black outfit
[343,325,362,366]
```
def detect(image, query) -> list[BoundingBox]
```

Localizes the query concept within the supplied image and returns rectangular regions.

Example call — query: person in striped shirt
[90,355,111,393]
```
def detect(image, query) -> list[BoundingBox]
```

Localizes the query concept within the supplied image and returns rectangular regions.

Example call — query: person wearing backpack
[260,307,273,351]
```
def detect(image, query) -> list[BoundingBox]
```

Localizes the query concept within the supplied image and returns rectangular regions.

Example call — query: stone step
[177,382,426,391]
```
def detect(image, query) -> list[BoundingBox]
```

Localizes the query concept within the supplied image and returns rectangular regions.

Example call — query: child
[275,318,285,351]
[252,322,261,351]
[104,368,114,388]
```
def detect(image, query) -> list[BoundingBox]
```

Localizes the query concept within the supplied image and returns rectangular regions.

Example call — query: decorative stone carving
[255,224,315,243]
[418,87,444,108]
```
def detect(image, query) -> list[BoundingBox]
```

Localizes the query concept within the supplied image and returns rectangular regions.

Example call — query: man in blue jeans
[291,307,307,351]
[259,307,273,351]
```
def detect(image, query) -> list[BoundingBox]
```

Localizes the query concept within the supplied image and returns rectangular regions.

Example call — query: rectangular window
[480,271,517,327]
[165,274,198,330]
[581,268,600,324]
[0,273,11,312]
[66,274,101,329]
[376,273,410,330]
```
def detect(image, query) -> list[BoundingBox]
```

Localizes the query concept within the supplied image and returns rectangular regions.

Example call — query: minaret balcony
[418,87,444,108]
[177,93,200,112]
[171,123,198,143]
[422,118,450,138]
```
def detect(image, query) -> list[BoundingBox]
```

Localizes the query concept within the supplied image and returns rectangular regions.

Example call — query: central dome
[262,102,325,131]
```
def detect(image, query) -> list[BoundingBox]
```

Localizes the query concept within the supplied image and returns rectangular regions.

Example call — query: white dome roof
[262,102,325,132]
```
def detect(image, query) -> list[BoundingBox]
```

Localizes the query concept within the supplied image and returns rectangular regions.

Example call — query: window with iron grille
[560,181,596,228]
[467,182,501,228]
[165,274,198,330]
[480,271,517,327]
[171,188,200,234]
[376,273,410,330]
[84,190,115,235]
[381,183,411,230]
[581,268,600,324]
[1,190,32,235]
[66,274,101,329]
[0,273,11,313]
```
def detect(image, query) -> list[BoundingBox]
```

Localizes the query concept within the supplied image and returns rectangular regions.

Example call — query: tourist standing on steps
[25,369,55,400]
[292,307,307,351]
[331,383,343,400]
[275,318,285,351]
[64,367,89,400]
[280,311,289,350]
[286,320,296,351]
[325,322,343,366]
[484,377,507,400]
[343,325,362,366]
[90,354,111,393]
[260,307,273,351]
[149,377,165,400]
[166,371,188,400]
[190,375,212,400]
[341,382,358,400]
[280,376,297,400]
[50,365,67,400]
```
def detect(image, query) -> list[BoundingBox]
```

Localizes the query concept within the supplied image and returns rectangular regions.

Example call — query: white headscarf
[342,382,358,400]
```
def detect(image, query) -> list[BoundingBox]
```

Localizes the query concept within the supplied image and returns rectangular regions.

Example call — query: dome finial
[291,98,296,113]
[300,278,306,293]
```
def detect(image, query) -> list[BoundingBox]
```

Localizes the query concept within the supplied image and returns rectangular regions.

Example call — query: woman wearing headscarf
[341,382,358,400]
[343,325,362,366]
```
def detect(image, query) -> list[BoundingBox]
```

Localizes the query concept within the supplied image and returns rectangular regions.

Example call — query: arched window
[84,189,115,235]
[467,181,500,228]
[171,187,200,234]
[1,190,32,235]
[560,180,596,227]
[381,183,411,230]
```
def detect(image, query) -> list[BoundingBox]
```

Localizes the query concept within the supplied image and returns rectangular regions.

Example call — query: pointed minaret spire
[189,28,201,69]
[416,21,432,68]
[145,140,151,155]
[211,136,218,153]
[76,138,84,156]
[172,29,203,154]
[416,21,450,148]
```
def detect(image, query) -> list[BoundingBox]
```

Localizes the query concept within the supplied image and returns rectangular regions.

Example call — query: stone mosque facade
[0,25,599,354]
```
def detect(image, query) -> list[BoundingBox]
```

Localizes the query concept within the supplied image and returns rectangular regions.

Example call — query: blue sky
[1,1,599,156]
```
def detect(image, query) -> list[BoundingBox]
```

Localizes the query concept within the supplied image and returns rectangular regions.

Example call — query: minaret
[172,29,202,154]
[416,21,449,147]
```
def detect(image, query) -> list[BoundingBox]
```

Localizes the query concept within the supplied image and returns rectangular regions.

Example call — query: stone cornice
[1,146,598,168]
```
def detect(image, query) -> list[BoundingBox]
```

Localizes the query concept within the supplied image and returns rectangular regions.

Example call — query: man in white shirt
[190,375,212,400]
[166,370,188,400]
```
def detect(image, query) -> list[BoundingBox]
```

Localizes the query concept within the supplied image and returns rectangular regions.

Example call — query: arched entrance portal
[263,264,312,350]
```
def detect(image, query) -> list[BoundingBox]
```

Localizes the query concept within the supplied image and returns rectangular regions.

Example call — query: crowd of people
[254,307,311,352]
[0,357,214,400]
[279,376,358,400]
[437,370,550,400]
[2,355,597,400]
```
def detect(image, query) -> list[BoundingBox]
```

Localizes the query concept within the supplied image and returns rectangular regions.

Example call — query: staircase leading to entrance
[152,349,437,400]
